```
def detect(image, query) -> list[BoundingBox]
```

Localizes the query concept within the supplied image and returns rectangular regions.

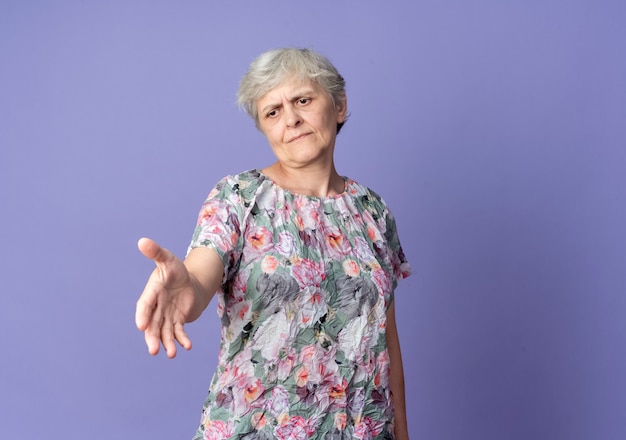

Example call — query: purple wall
[1,1,625,439]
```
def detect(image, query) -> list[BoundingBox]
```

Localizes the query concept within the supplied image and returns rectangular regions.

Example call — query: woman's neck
[261,162,345,197]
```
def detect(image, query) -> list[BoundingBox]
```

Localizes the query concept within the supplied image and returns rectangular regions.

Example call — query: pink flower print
[352,236,377,266]
[211,362,232,391]
[213,386,234,409]
[269,385,290,417]
[328,378,348,399]
[230,347,256,379]
[370,266,391,297]
[261,255,279,274]
[232,300,251,322]
[202,419,234,440]
[299,345,319,367]
[197,223,233,253]
[276,347,297,381]
[223,299,253,343]
[271,198,292,224]
[275,231,296,258]
[291,258,324,287]
[245,225,273,256]
[295,209,320,231]
[348,387,365,420]
[298,228,323,249]
[294,198,321,230]
[370,388,390,410]
[353,420,372,440]
[312,382,331,409]
[399,260,411,279]
[347,181,358,196]
[366,224,382,243]
[196,201,239,252]
[295,215,305,231]
[334,412,348,430]
[296,288,327,327]
[355,417,385,439]
[352,346,376,384]
[311,369,343,411]
[296,382,318,407]
[299,344,338,385]
[274,415,315,440]
[251,411,268,429]
[216,297,225,319]
[295,366,309,387]
[231,269,248,300]
[325,226,350,255]
[199,203,220,224]
[234,376,266,414]
[342,259,360,277]
[331,196,354,222]
[375,350,391,388]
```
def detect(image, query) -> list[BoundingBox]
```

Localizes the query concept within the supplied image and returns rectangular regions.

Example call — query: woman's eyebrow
[260,101,281,115]
[260,88,316,114]
[290,88,315,99]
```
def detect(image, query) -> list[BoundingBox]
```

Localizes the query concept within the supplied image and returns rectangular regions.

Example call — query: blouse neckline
[256,169,350,201]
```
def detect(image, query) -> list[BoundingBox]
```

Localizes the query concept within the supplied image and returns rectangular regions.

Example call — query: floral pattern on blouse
[188,170,410,440]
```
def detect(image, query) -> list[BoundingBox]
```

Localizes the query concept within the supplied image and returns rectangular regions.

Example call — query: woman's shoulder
[209,169,268,200]
[345,177,390,214]
[215,169,265,187]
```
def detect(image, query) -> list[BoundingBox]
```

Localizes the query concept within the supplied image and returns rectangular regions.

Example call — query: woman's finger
[174,321,192,351]
[135,288,156,331]
[137,237,162,260]
[161,318,177,359]
[144,308,164,356]
[138,237,175,267]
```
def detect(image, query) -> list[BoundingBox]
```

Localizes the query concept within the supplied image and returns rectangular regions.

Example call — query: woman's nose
[285,105,302,127]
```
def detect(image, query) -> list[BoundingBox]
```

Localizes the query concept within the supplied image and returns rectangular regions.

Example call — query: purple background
[1,1,625,439]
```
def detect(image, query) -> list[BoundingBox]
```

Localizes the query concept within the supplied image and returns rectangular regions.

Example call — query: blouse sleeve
[383,207,412,291]
[187,176,244,284]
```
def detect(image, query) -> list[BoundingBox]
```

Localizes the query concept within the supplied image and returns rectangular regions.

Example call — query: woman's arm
[386,300,409,440]
[135,238,224,358]
[182,246,225,322]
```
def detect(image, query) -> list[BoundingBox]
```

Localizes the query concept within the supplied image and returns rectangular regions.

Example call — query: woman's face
[256,76,347,170]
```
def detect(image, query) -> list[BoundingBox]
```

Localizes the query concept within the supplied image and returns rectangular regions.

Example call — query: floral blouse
[188,170,410,440]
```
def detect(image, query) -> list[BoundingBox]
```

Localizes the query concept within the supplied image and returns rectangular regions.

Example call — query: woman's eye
[298,98,310,105]
[267,109,278,118]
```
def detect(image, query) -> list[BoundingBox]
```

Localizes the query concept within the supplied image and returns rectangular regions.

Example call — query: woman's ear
[336,94,348,122]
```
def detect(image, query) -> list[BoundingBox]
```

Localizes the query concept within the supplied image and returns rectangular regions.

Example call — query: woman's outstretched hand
[135,237,196,358]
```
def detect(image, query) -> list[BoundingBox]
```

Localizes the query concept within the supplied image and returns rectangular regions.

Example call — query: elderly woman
[136,48,411,440]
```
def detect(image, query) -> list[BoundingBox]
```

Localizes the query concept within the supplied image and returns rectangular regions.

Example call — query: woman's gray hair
[237,48,348,133]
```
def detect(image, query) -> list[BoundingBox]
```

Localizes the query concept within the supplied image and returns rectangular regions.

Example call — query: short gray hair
[237,48,347,133]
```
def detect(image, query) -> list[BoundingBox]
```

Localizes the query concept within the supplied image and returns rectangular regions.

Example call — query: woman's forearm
[386,302,409,440]
[183,247,224,322]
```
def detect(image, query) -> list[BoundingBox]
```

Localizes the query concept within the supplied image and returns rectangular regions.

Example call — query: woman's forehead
[268,75,318,94]
[258,77,322,104]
